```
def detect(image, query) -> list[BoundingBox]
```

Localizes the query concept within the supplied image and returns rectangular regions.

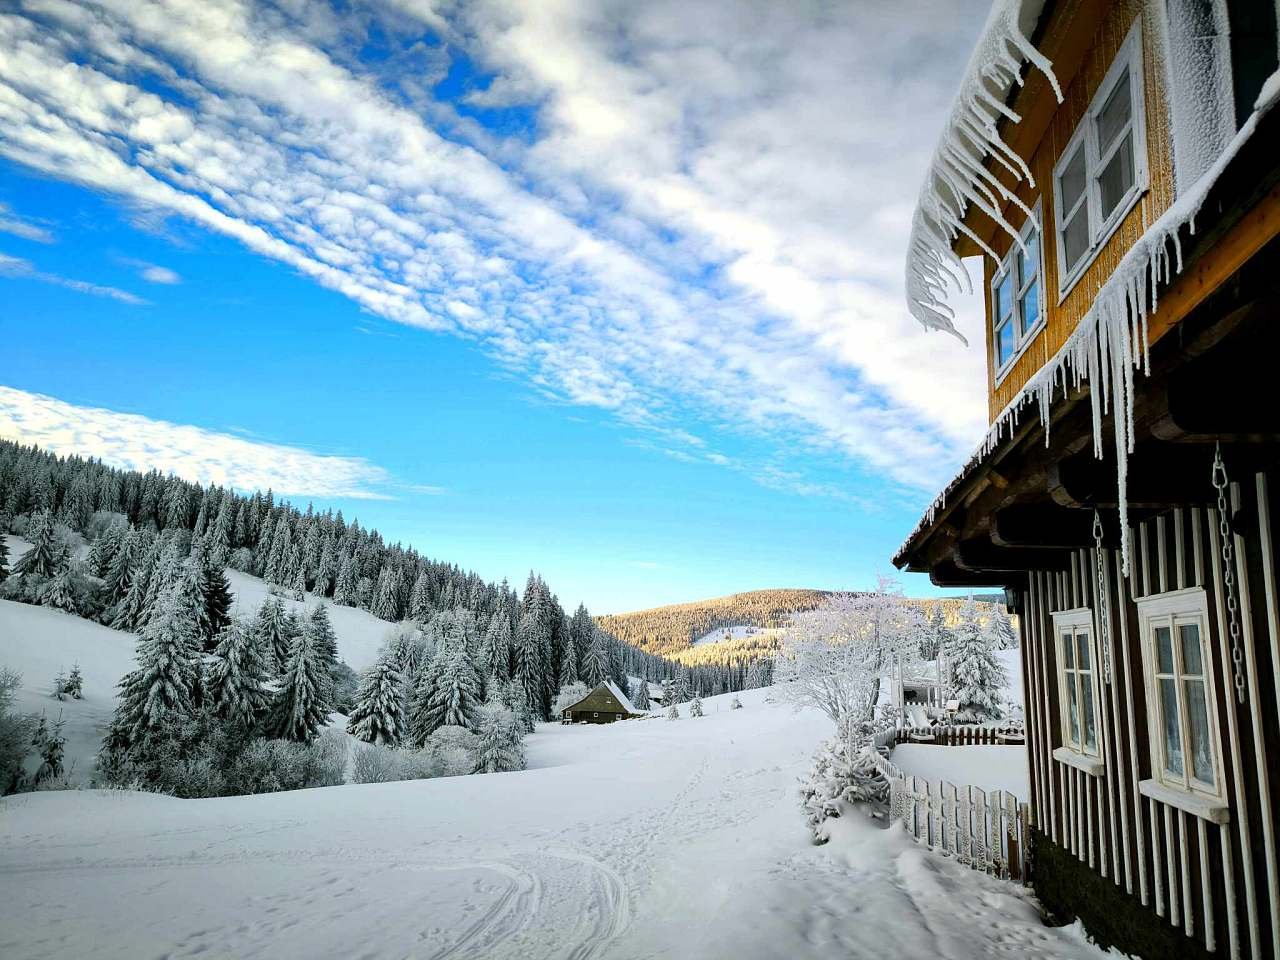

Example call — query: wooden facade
[895,1,1280,956]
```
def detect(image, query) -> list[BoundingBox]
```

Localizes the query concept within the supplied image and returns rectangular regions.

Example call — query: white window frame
[1053,18,1150,300]
[1051,608,1105,775]
[991,203,1047,385]
[1136,587,1228,817]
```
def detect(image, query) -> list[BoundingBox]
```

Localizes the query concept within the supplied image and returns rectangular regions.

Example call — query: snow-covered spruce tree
[481,613,512,681]
[798,721,890,841]
[346,656,406,746]
[664,672,691,705]
[580,630,609,686]
[254,597,295,674]
[63,663,83,699]
[268,629,332,743]
[689,695,704,718]
[41,565,82,614]
[989,606,1019,650]
[730,694,742,710]
[920,604,951,661]
[14,508,64,578]
[110,539,158,630]
[107,584,201,752]
[0,668,35,795]
[514,607,546,719]
[471,700,526,774]
[0,535,9,584]
[333,555,358,606]
[87,520,125,577]
[408,571,432,622]
[552,680,591,717]
[205,619,272,731]
[949,597,1008,722]
[372,566,401,621]
[102,528,141,607]
[423,648,482,735]
[665,703,679,721]
[491,676,535,735]
[34,714,67,787]
[630,676,650,710]
[304,604,340,679]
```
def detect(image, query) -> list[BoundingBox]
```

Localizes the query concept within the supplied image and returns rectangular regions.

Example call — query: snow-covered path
[0,687,1111,960]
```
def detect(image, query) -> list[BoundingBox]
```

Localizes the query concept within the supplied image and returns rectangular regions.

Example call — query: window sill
[1138,779,1230,823]
[1053,746,1105,777]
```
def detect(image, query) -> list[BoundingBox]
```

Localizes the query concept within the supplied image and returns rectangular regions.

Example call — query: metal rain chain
[1092,510,1112,685]
[1212,443,1247,705]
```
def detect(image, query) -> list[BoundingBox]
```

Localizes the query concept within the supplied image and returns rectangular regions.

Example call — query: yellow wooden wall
[985,0,1175,421]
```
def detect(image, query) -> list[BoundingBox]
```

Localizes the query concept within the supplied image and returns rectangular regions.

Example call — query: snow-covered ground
[890,743,1031,799]
[691,623,762,646]
[0,685,1111,960]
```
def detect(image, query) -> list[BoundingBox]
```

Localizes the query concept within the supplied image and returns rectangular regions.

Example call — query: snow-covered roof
[563,680,642,715]
[898,70,1280,574]
[906,0,1059,342]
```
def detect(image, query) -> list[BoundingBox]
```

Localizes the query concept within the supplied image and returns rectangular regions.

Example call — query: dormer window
[991,206,1045,379]
[1053,20,1149,297]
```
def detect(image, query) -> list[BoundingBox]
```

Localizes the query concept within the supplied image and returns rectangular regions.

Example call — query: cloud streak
[0,0,989,495]
[0,385,397,499]
[0,201,53,242]
[0,251,146,303]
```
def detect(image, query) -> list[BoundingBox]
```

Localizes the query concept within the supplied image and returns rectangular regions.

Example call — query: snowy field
[691,623,763,646]
[0,684,1112,960]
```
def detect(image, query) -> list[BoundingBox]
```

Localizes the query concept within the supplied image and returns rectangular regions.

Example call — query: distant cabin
[560,681,642,724]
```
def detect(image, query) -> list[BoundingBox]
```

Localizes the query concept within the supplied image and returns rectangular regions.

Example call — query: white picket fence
[869,731,1031,882]
[895,724,1025,746]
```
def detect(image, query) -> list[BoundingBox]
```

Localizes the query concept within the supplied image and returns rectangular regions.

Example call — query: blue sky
[0,0,991,613]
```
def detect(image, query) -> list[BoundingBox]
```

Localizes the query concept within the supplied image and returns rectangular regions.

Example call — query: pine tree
[269,629,331,742]
[689,695,704,718]
[581,630,609,686]
[922,604,952,661]
[107,585,200,751]
[205,619,272,730]
[409,571,432,621]
[41,565,80,614]
[666,704,679,721]
[111,539,159,630]
[60,473,94,531]
[87,520,125,577]
[730,694,742,710]
[195,560,233,650]
[254,597,295,674]
[333,555,357,606]
[630,676,650,710]
[14,508,63,578]
[949,597,1008,722]
[346,656,406,746]
[482,614,512,681]
[372,566,401,621]
[514,608,546,719]
[471,700,525,774]
[989,606,1019,649]
[64,663,83,700]
[102,528,140,605]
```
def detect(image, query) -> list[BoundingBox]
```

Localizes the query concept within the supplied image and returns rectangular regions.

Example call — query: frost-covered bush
[798,724,889,842]
[85,511,129,543]
[730,695,742,710]
[228,547,255,573]
[350,741,439,784]
[665,704,679,721]
[229,730,347,793]
[427,724,478,777]
[689,695,704,718]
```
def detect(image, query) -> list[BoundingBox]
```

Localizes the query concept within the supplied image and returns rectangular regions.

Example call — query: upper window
[991,208,1045,378]
[1053,608,1102,760]
[1053,20,1149,297]
[1137,588,1224,800]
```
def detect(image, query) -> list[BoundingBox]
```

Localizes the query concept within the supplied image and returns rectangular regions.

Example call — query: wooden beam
[993,503,1097,548]
[957,538,1073,573]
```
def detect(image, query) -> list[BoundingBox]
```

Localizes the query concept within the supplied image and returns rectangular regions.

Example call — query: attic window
[1053,20,1149,298]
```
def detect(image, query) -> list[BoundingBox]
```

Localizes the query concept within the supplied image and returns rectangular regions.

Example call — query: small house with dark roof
[560,681,642,724]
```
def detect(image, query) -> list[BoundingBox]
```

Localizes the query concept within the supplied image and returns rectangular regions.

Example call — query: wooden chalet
[560,681,643,724]
[893,2,1279,958]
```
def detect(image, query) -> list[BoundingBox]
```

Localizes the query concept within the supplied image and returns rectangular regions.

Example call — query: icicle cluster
[899,72,1280,574]
[906,0,1060,342]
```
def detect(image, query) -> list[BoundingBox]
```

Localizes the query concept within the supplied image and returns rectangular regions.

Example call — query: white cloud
[0,251,147,304]
[136,262,181,284]
[0,201,53,242]
[0,385,397,499]
[0,0,991,495]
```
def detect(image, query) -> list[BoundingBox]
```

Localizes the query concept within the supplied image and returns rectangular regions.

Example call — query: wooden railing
[869,726,1031,882]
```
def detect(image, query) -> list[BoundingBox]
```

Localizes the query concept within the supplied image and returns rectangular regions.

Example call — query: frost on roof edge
[905,0,1060,343]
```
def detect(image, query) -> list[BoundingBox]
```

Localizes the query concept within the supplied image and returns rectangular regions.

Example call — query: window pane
[1096,69,1132,153]
[1160,677,1183,776]
[1098,132,1135,219]
[1076,631,1091,671]
[1062,632,1075,669]
[1184,679,1215,786]
[1062,206,1090,271]
[1059,143,1087,211]
[1179,622,1203,676]
[1155,625,1174,673]
[995,270,1015,321]
[996,320,1016,367]
[1019,230,1040,282]
[1066,673,1080,746]
[1081,679,1097,752]
[1021,278,1040,333]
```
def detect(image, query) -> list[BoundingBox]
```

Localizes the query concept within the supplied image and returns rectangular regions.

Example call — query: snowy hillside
[0,684,1109,960]
[691,623,765,646]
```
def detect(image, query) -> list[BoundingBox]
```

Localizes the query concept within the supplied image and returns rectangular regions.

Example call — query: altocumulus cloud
[0,386,396,499]
[0,0,990,493]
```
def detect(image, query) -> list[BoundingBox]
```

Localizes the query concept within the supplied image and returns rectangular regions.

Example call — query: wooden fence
[894,724,1025,746]
[869,728,1031,882]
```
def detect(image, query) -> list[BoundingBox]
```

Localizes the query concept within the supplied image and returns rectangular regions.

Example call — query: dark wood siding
[1020,470,1280,958]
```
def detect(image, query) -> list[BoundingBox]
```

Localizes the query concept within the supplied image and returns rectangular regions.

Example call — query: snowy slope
[691,623,763,646]
[890,743,1030,798]
[0,685,1111,960]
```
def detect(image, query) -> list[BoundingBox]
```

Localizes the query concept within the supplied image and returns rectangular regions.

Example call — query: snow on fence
[895,724,1025,746]
[870,728,1030,882]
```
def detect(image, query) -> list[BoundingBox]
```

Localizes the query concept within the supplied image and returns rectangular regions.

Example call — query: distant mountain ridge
[596,588,1007,666]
